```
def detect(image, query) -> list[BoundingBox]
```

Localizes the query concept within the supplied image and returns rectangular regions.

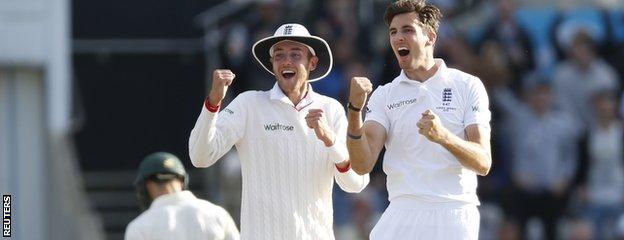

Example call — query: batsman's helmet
[134,152,189,210]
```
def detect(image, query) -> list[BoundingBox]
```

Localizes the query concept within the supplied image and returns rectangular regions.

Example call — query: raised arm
[305,102,369,193]
[417,77,493,176]
[418,112,492,176]
[189,69,245,168]
[346,77,387,175]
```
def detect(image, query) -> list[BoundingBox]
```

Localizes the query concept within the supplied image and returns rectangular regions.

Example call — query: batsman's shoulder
[195,199,233,218]
[125,211,150,232]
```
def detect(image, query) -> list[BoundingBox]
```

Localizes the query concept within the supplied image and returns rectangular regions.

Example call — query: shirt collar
[149,190,195,209]
[396,58,447,86]
[269,82,315,111]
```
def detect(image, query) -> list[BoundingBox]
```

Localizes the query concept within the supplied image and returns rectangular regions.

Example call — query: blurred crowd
[211,0,624,239]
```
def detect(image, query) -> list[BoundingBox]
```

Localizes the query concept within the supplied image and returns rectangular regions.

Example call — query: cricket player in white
[189,23,369,240]
[126,152,240,240]
[346,1,492,239]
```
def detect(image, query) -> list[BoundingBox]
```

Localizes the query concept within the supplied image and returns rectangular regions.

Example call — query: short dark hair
[384,0,443,33]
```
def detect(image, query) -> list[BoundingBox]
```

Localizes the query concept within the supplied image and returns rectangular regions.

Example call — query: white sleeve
[334,167,370,193]
[124,223,144,240]
[364,86,389,132]
[329,101,370,193]
[218,207,241,240]
[463,77,491,129]
[189,93,248,168]
[327,102,349,164]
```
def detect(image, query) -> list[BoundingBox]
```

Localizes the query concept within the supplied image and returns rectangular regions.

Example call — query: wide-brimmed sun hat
[252,23,333,82]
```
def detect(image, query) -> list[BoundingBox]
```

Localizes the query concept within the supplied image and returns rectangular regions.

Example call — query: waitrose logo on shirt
[387,98,417,110]
[264,123,294,131]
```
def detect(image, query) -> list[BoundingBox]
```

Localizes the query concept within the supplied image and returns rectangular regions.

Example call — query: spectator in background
[576,90,624,239]
[126,152,240,240]
[617,214,624,240]
[333,187,381,240]
[552,30,620,128]
[222,1,288,94]
[550,6,609,62]
[440,34,480,76]
[313,37,353,102]
[474,40,515,225]
[478,0,534,95]
[567,218,594,240]
[492,73,580,240]
[429,0,461,16]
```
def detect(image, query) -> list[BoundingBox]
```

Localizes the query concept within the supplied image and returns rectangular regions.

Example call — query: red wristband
[204,98,221,113]
[335,162,351,173]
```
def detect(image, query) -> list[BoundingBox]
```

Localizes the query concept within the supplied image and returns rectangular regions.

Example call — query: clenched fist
[305,109,335,147]
[417,109,449,143]
[208,69,236,106]
[348,77,373,110]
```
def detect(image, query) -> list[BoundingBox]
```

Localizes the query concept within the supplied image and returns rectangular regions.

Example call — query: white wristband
[328,144,349,164]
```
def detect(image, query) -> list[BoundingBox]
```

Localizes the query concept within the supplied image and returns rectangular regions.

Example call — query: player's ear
[426,29,437,46]
[145,180,156,198]
[309,55,318,71]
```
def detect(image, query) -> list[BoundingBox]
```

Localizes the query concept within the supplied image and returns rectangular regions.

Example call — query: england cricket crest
[436,88,457,112]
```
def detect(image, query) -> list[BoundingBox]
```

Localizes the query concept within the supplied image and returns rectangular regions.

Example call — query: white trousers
[370,197,480,240]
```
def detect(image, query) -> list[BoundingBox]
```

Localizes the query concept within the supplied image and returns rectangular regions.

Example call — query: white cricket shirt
[125,191,240,240]
[189,83,369,240]
[365,59,491,205]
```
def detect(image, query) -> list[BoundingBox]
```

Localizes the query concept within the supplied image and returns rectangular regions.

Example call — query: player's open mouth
[398,47,410,57]
[281,70,296,79]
